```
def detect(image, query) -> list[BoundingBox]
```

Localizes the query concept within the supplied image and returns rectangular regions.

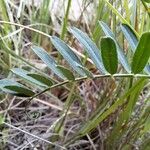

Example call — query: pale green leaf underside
[31,46,65,79]
[70,27,107,74]
[50,36,85,76]
[0,79,34,97]
[11,68,53,87]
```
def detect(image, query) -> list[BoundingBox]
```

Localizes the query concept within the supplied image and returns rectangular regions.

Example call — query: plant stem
[0,21,51,38]
[60,0,72,40]
[53,82,76,137]
[48,82,76,149]
[27,73,150,103]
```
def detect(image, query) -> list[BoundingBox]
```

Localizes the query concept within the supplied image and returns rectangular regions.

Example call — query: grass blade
[65,78,145,145]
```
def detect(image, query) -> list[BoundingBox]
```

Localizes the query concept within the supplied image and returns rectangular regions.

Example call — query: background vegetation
[0,0,150,149]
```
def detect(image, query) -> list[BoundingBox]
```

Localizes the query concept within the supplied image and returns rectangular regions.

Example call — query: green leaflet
[121,24,138,51]
[121,24,150,74]
[4,86,34,97]
[50,36,85,76]
[100,37,118,74]
[69,27,107,74]
[56,65,75,81]
[11,68,53,87]
[99,21,131,73]
[76,64,93,78]
[132,32,150,74]
[27,74,53,87]
[31,46,65,79]
[0,79,34,97]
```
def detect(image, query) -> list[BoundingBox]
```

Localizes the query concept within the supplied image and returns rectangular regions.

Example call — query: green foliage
[0,79,34,97]
[70,27,107,74]
[132,32,150,74]
[11,68,53,87]
[66,78,146,145]
[50,36,86,76]
[99,21,131,73]
[31,46,65,79]
[77,64,94,78]
[143,0,150,3]
[121,24,138,51]
[56,65,75,81]
[100,37,118,74]
[2,24,149,97]
[121,24,150,74]
[1,22,150,148]
[0,0,150,149]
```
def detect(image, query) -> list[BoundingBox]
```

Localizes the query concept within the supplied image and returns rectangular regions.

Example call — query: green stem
[27,73,150,104]
[60,0,72,40]
[48,82,76,149]
[0,21,52,38]
[54,82,76,134]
